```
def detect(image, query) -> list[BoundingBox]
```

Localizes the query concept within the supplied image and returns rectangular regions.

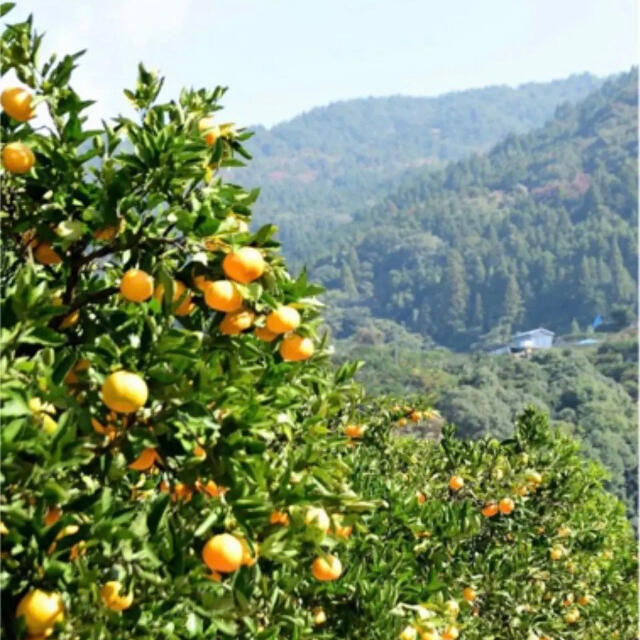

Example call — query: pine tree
[502,273,524,325]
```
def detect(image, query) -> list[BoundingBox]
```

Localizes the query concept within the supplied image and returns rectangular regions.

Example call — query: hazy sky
[4,0,637,128]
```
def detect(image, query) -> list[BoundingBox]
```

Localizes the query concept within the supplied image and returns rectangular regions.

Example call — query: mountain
[238,73,604,268]
[309,69,637,350]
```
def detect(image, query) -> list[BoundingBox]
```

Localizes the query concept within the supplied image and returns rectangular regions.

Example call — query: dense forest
[309,69,637,349]
[337,330,638,519]
[239,73,604,267]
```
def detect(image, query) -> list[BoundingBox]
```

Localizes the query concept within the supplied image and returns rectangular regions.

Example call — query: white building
[510,328,555,351]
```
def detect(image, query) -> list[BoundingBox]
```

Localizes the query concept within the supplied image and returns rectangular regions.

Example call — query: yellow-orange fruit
[100,581,133,611]
[201,533,243,573]
[448,475,464,491]
[154,280,194,316]
[305,507,331,532]
[101,370,148,413]
[198,116,220,146]
[219,309,255,335]
[222,247,265,284]
[409,410,422,422]
[265,306,300,334]
[15,590,64,634]
[313,607,327,625]
[239,539,258,566]
[120,269,154,302]
[255,325,278,342]
[192,274,209,291]
[482,502,498,517]
[463,586,477,602]
[1,87,35,121]
[269,510,290,526]
[442,626,459,640]
[311,554,342,581]
[2,142,35,173]
[279,334,314,362]
[343,424,365,438]
[128,447,157,471]
[203,280,243,312]
[499,497,515,515]
[34,242,62,265]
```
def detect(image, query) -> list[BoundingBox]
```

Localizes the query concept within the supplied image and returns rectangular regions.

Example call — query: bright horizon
[3,0,637,128]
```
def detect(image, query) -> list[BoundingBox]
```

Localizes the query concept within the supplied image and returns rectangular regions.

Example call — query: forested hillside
[312,69,637,350]
[239,74,603,267]
[337,333,638,519]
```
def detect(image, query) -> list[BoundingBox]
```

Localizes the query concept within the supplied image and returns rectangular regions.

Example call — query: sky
[3,0,637,128]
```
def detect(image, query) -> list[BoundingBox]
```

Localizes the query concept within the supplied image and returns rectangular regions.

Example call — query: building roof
[512,327,555,339]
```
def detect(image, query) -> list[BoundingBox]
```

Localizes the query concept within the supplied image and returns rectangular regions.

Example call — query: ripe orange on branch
[499,497,515,514]
[1,141,35,173]
[198,116,220,146]
[222,247,265,283]
[1,86,35,120]
[219,308,255,335]
[203,280,243,312]
[279,334,314,362]
[255,325,278,342]
[202,533,243,573]
[265,306,300,333]
[101,370,148,413]
[34,242,62,265]
[154,280,194,316]
[120,269,154,302]
[311,554,342,581]
[100,581,133,611]
[15,589,64,634]
[448,475,464,491]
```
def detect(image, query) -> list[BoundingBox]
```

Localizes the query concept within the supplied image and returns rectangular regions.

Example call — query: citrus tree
[0,7,637,640]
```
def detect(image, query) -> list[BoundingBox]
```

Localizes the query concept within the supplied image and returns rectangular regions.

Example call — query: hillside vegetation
[240,74,603,269]
[312,69,637,350]
[337,332,638,518]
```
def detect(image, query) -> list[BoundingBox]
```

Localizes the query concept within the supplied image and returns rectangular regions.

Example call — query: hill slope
[239,73,604,267]
[312,69,637,349]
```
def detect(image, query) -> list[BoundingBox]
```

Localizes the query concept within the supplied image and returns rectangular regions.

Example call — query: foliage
[304,69,637,350]
[337,334,638,520]
[239,73,604,272]
[0,10,637,640]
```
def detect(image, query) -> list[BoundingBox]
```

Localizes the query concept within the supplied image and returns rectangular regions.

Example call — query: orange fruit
[16,589,64,634]
[482,502,498,518]
[416,491,427,505]
[154,280,194,316]
[279,334,314,362]
[550,545,565,560]
[198,116,220,146]
[201,533,243,573]
[128,447,157,471]
[448,475,464,491]
[100,581,133,611]
[222,247,265,283]
[1,87,34,121]
[498,497,515,515]
[343,424,365,438]
[269,510,290,526]
[463,586,476,602]
[332,515,353,539]
[120,269,154,302]
[63,359,91,385]
[265,306,300,334]
[409,410,422,422]
[202,480,222,498]
[399,626,418,640]
[442,626,459,640]
[397,418,408,427]
[311,554,342,581]
[219,309,255,335]
[203,280,243,312]
[2,142,35,173]
[34,242,62,265]
[101,370,148,413]
[305,507,331,532]
[255,325,278,342]
[564,609,580,624]
[313,607,327,625]
[172,482,193,503]
[192,274,210,291]
[193,444,206,458]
